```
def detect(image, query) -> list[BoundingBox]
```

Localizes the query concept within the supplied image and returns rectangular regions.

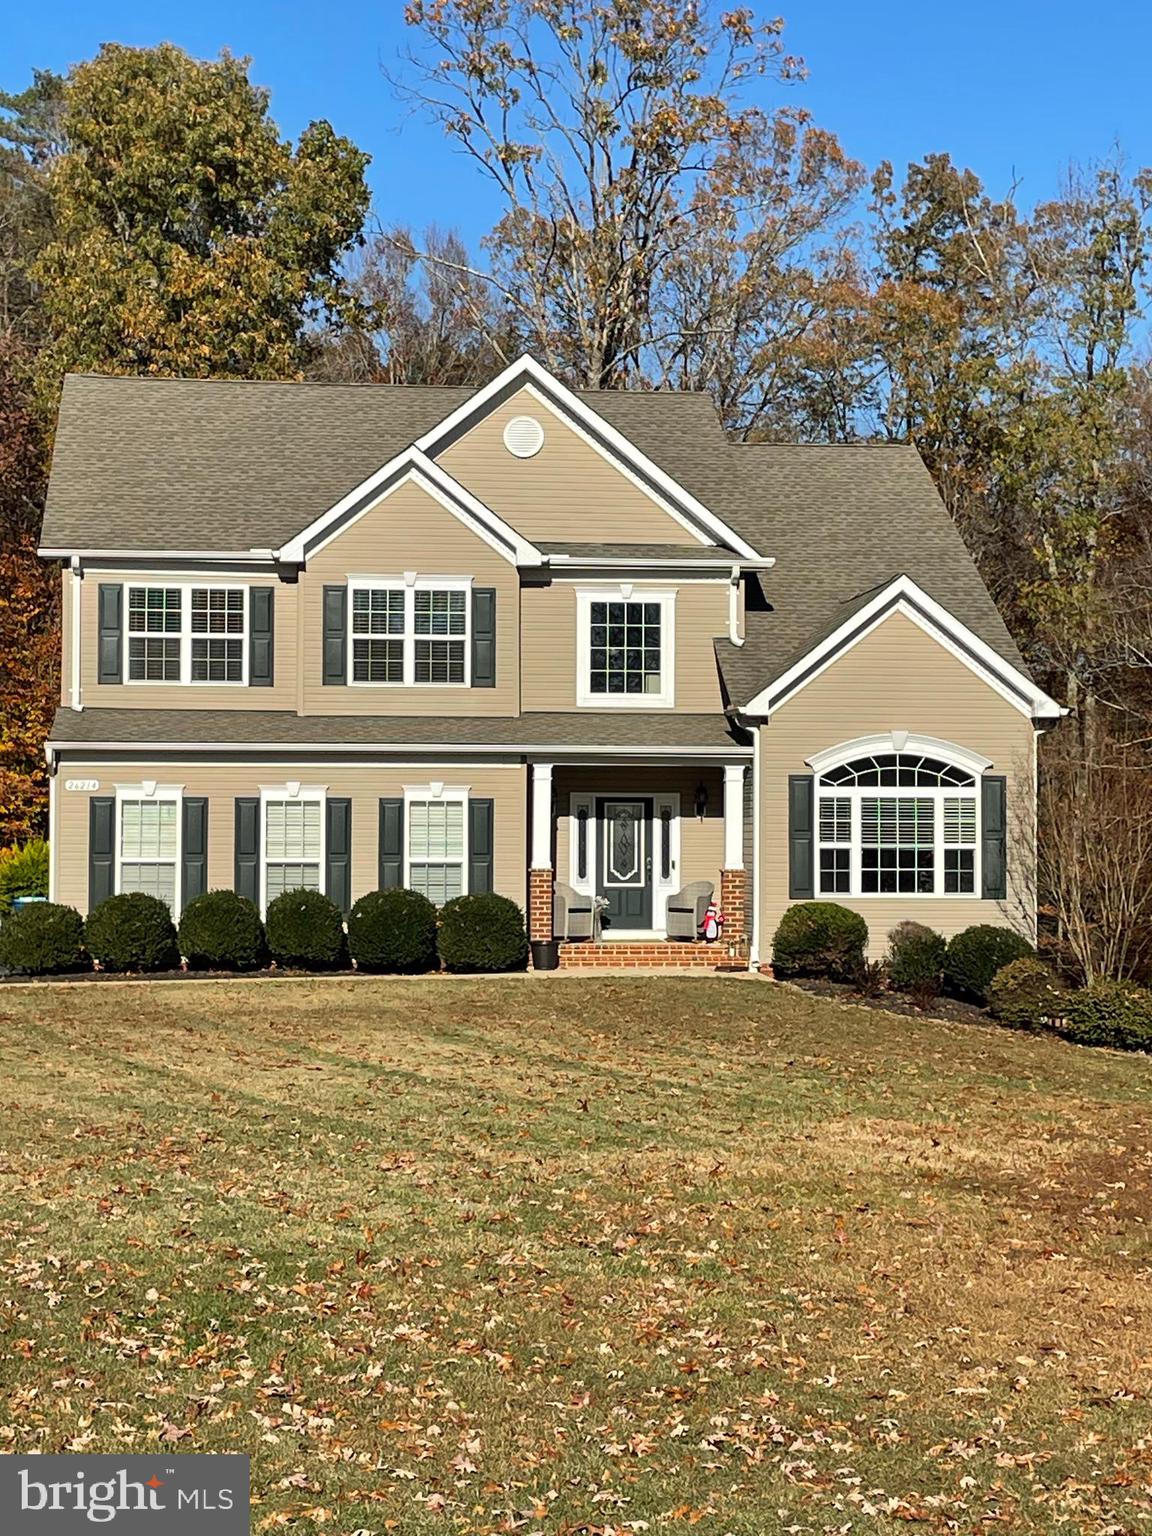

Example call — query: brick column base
[529,868,553,942]
[720,868,746,942]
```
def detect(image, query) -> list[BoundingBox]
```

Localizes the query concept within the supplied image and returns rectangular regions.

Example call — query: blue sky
[5,1,1151,249]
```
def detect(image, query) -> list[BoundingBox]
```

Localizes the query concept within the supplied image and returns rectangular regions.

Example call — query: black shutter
[788,774,815,899]
[234,797,260,904]
[378,798,404,889]
[88,796,115,911]
[323,585,347,685]
[249,587,275,687]
[98,584,122,684]
[981,774,1007,900]
[468,797,494,894]
[182,797,208,908]
[471,588,496,688]
[326,798,352,914]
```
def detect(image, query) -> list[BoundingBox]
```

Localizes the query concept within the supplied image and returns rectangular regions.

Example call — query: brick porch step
[553,940,747,970]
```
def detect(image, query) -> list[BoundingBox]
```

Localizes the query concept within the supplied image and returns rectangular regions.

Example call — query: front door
[598,798,653,930]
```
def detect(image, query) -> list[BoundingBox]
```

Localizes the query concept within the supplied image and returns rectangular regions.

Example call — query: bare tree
[394,0,861,426]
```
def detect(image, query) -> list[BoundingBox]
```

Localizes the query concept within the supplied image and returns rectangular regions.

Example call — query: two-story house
[38,355,1062,966]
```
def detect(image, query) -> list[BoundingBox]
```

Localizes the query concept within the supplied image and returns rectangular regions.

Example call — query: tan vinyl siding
[758,611,1036,956]
[438,386,701,545]
[81,570,297,711]
[53,761,527,916]
[554,767,723,895]
[300,480,519,716]
[521,580,727,712]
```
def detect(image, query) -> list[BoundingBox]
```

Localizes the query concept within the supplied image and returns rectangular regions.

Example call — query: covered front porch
[527,758,751,968]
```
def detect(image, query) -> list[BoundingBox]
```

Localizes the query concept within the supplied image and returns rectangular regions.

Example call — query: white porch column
[531,761,554,870]
[723,763,745,869]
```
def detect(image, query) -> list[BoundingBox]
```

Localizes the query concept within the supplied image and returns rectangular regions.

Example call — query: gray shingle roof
[41,374,726,552]
[41,372,1031,708]
[47,707,750,752]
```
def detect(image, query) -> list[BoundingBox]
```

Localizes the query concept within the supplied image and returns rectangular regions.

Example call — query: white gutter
[541,554,775,572]
[39,547,281,564]
[728,563,744,646]
[45,741,753,761]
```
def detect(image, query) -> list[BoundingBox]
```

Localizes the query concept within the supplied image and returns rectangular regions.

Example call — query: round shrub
[988,956,1067,1031]
[437,893,528,973]
[887,920,946,993]
[0,839,49,912]
[771,901,868,982]
[265,888,346,969]
[0,901,85,975]
[1060,981,1152,1052]
[348,888,438,973]
[84,892,179,973]
[179,889,266,971]
[943,924,1033,1003]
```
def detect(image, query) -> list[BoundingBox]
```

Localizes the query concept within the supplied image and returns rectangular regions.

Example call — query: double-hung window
[816,752,979,897]
[117,789,181,911]
[126,584,247,684]
[577,588,675,707]
[262,792,324,906]
[405,790,467,905]
[349,581,470,686]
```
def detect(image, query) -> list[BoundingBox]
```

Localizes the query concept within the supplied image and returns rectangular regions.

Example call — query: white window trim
[259,784,327,914]
[347,575,473,688]
[125,580,249,687]
[114,782,184,913]
[402,783,471,900]
[575,586,677,709]
[816,780,981,900]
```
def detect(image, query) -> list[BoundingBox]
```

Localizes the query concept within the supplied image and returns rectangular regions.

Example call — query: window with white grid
[264,798,323,904]
[816,751,980,897]
[576,589,675,707]
[127,584,246,684]
[348,582,470,686]
[407,798,466,905]
[118,796,179,911]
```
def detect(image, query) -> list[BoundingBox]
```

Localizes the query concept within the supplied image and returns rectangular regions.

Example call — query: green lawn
[0,975,1149,1534]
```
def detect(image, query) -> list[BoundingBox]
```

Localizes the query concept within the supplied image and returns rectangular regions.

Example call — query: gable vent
[503,415,545,458]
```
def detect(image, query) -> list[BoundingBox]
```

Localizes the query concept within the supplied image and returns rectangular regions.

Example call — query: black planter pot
[531,939,561,971]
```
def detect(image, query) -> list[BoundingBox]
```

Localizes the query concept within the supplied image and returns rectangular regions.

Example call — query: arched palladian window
[809,736,990,898]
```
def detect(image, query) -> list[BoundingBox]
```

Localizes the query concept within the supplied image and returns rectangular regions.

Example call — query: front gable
[435,383,706,546]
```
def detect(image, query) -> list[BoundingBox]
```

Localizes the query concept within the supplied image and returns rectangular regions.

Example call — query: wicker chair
[554,881,595,941]
[665,880,713,941]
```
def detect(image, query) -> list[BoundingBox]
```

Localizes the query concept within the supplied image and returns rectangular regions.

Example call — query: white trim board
[412,355,765,562]
[47,742,754,762]
[742,576,1065,722]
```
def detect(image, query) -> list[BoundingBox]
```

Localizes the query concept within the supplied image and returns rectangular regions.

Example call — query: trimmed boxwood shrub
[179,890,266,971]
[771,901,868,982]
[988,956,1067,1032]
[1059,981,1152,1052]
[943,923,1033,1003]
[0,901,85,975]
[265,888,347,969]
[85,892,179,973]
[437,893,528,973]
[348,888,438,973]
[887,921,946,994]
[0,839,49,912]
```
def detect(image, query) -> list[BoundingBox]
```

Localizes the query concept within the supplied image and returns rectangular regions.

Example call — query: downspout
[749,721,762,970]
[45,744,57,903]
[69,556,83,712]
[728,565,744,646]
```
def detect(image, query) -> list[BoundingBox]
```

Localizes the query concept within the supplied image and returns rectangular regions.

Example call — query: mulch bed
[788,975,990,1026]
